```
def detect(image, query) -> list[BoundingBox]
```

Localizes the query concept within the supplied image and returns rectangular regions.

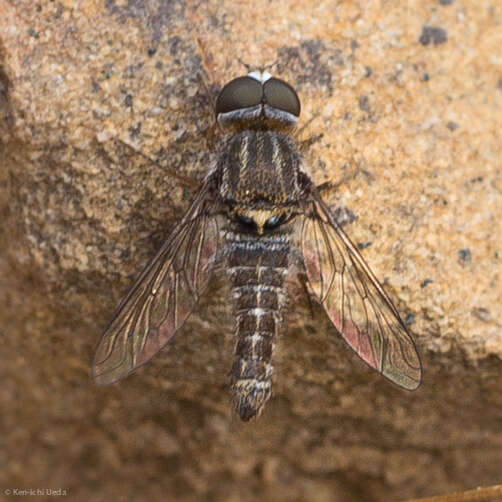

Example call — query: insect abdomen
[227,236,289,420]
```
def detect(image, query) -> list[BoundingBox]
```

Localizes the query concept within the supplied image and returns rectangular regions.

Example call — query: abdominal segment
[226,235,289,420]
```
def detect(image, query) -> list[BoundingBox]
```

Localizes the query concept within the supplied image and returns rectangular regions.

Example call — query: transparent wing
[301,191,422,389]
[92,177,221,385]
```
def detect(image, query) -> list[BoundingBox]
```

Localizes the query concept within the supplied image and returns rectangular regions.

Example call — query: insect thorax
[218,129,302,211]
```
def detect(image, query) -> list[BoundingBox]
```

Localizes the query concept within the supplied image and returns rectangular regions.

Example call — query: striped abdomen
[226,234,289,420]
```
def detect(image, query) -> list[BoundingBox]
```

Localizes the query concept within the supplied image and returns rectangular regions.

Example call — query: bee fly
[92,70,422,420]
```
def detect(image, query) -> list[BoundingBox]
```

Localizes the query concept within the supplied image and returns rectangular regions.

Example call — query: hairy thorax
[219,130,302,208]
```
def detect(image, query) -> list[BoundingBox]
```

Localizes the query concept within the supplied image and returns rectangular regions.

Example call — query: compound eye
[236,213,255,227]
[263,78,301,117]
[215,76,263,115]
[264,214,287,229]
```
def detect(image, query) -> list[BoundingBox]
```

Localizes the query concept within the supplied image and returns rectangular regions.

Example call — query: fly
[92,70,422,420]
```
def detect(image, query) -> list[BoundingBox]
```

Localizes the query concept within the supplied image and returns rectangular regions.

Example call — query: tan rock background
[1,0,501,500]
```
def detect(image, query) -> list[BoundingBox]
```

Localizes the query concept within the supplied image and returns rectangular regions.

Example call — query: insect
[92,70,422,420]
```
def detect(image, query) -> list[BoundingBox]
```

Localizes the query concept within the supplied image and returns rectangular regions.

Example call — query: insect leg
[115,139,200,190]
[288,247,317,319]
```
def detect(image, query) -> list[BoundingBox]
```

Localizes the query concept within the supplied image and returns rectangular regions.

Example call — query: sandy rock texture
[1,0,501,501]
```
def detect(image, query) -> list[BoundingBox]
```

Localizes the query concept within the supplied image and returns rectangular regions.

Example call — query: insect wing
[301,192,422,389]
[92,179,220,385]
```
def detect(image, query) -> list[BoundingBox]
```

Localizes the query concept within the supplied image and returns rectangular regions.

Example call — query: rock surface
[1,1,501,501]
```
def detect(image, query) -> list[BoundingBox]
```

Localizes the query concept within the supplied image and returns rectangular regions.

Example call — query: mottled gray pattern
[226,233,290,421]
[217,128,301,420]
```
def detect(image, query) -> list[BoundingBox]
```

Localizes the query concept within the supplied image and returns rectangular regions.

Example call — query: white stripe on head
[247,71,273,83]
